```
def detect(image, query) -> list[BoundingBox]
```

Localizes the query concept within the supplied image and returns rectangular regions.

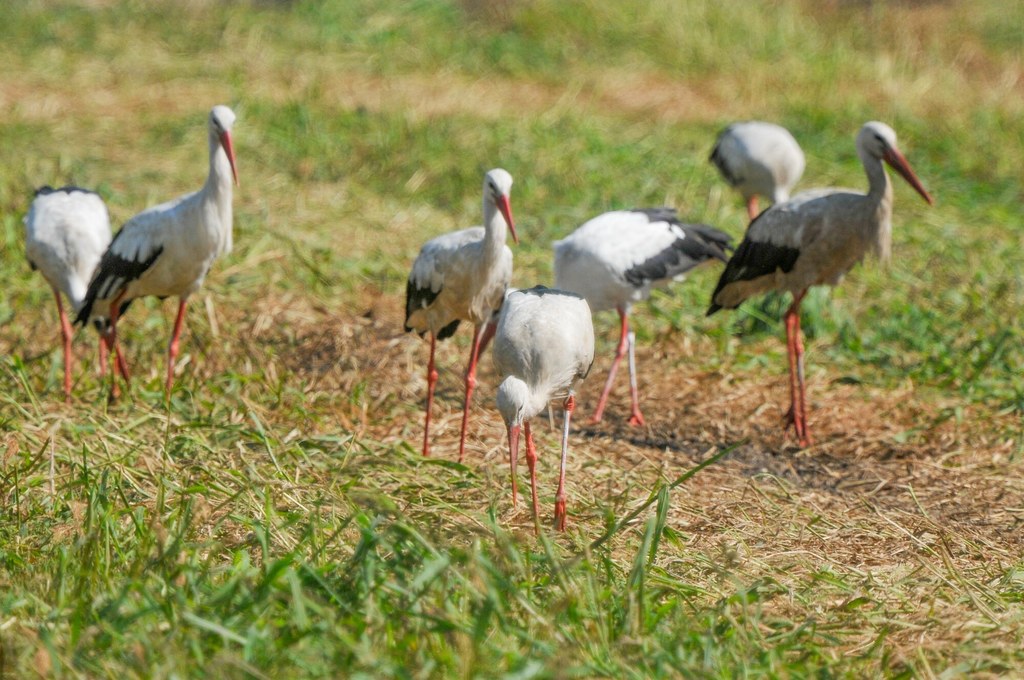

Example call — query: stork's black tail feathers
[74,227,163,327]
[683,223,734,263]
[705,229,802,317]
[602,207,735,291]
[404,277,461,340]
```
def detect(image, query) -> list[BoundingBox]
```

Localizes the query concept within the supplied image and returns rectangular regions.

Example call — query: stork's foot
[782,406,812,447]
[628,411,646,427]
[554,497,567,532]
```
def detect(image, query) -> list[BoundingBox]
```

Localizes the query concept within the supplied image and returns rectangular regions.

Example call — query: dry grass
[220,287,1021,667]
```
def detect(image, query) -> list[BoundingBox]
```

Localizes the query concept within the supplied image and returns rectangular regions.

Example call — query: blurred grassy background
[1,0,1020,407]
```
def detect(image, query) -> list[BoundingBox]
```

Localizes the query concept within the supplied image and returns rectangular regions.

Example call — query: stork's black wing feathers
[622,222,733,288]
[404,277,442,334]
[629,207,734,255]
[74,229,163,326]
[630,207,679,224]
[516,284,585,301]
[685,223,734,255]
[33,184,99,198]
[709,127,741,187]
[436,319,460,341]
[706,236,800,316]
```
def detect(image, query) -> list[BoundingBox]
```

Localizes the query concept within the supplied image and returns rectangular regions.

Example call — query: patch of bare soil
[272,293,1023,538]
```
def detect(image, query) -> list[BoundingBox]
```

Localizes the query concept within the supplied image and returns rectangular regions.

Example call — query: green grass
[1,0,1024,676]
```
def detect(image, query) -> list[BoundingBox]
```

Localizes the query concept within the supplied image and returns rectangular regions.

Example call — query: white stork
[710,121,806,220]
[493,286,595,531]
[405,168,517,460]
[553,208,731,425]
[708,121,933,446]
[24,185,117,400]
[75,105,238,398]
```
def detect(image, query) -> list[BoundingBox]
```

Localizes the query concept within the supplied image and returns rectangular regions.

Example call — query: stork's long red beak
[884,147,932,205]
[497,195,518,244]
[220,130,239,187]
[507,423,520,506]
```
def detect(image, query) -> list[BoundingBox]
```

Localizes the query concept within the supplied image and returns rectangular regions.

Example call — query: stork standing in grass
[25,185,118,400]
[710,121,806,220]
[76,105,239,398]
[708,121,933,446]
[493,286,594,531]
[554,208,731,425]
[405,168,517,460]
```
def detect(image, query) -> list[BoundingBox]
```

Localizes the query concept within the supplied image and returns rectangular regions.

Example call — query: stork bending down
[493,286,594,531]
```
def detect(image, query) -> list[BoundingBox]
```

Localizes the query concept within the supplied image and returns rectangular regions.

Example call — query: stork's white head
[497,375,530,429]
[210,105,239,186]
[497,374,530,502]
[858,121,933,205]
[484,168,517,244]
[857,121,899,158]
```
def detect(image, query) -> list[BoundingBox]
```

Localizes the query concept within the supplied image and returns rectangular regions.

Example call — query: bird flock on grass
[22,105,933,531]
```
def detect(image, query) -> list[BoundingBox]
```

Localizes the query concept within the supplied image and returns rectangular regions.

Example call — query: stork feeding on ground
[25,185,120,400]
[493,286,594,531]
[554,208,731,425]
[710,121,806,220]
[708,121,933,446]
[76,105,238,399]
[405,168,517,460]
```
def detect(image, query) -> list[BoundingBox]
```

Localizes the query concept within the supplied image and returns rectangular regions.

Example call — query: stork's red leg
[792,294,811,446]
[97,332,108,378]
[783,290,810,446]
[591,306,630,424]
[53,288,73,402]
[524,420,540,531]
[784,302,799,428]
[746,195,760,221]
[477,316,498,357]
[107,291,130,398]
[166,298,188,395]
[101,330,128,381]
[457,323,485,462]
[422,332,439,457]
[506,423,520,506]
[554,393,575,531]
[625,328,645,426]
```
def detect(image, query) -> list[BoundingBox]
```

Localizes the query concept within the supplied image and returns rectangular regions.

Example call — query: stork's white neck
[858,146,895,261]
[859,146,893,204]
[205,132,234,193]
[482,195,508,258]
[204,130,235,255]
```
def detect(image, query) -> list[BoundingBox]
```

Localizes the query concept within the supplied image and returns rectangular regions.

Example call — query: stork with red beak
[405,168,517,460]
[708,121,933,446]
